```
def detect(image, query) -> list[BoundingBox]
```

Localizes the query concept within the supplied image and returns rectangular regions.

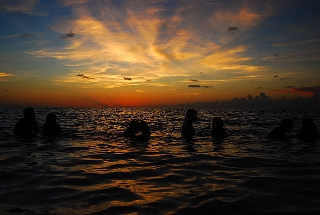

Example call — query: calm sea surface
[0,108,320,215]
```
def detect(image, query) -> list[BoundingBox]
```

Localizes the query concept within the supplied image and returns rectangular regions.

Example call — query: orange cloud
[0,72,13,77]
[215,8,259,26]
[200,46,264,71]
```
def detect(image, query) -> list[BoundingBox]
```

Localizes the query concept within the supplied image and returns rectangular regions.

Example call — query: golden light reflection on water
[60,137,230,214]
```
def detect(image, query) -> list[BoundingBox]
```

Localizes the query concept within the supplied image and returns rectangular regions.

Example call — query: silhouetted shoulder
[296,118,319,141]
[267,119,294,140]
[211,117,227,138]
[267,127,283,139]
[181,121,195,138]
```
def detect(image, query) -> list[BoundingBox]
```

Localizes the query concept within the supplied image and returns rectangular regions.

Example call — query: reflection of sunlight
[67,140,181,208]
[113,179,177,205]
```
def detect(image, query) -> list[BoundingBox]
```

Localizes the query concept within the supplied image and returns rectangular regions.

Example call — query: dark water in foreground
[0,108,320,215]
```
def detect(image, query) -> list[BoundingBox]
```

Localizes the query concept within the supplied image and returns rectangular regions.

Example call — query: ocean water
[0,108,320,215]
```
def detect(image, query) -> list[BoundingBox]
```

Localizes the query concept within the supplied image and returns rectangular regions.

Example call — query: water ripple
[0,108,320,214]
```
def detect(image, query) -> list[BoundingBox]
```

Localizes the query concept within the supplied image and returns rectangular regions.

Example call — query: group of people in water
[181,109,228,138]
[180,109,319,141]
[13,107,61,137]
[13,107,319,142]
[267,118,320,141]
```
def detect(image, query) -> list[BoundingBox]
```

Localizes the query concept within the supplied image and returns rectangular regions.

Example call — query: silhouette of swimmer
[124,120,151,138]
[13,107,39,136]
[42,113,61,136]
[296,118,319,141]
[211,117,227,138]
[181,109,197,138]
[267,118,294,140]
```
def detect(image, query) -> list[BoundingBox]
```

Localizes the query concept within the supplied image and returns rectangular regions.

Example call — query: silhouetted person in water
[13,107,39,136]
[296,118,319,141]
[42,113,61,136]
[124,120,151,138]
[211,117,227,138]
[267,118,294,140]
[138,120,151,137]
[181,109,197,138]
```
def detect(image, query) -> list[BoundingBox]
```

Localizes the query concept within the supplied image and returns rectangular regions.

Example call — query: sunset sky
[1,0,320,108]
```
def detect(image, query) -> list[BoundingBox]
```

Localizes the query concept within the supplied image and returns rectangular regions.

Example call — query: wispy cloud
[274,39,320,47]
[273,74,290,81]
[283,85,295,89]
[294,86,320,94]
[213,7,260,31]
[0,33,33,39]
[227,27,238,31]
[76,74,93,79]
[200,46,264,72]
[188,84,212,88]
[262,50,320,63]
[271,86,320,95]
[0,72,13,77]
[0,0,42,15]
[61,31,76,39]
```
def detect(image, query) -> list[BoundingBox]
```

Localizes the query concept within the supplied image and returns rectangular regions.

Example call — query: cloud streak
[0,0,43,15]
[61,31,76,39]
[0,72,13,78]
[188,85,212,88]
[272,86,320,95]
[76,74,94,79]
[227,27,238,31]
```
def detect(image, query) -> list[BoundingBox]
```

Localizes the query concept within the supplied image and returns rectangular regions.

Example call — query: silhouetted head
[212,117,224,130]
[124,120,151,138]
[138,120,151,137]
[139,120,150,133]
[46,113,57,124]
[128,120,140,134]
[280,119,294,132]
[23,107,35,120]
[186,109,197,123]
